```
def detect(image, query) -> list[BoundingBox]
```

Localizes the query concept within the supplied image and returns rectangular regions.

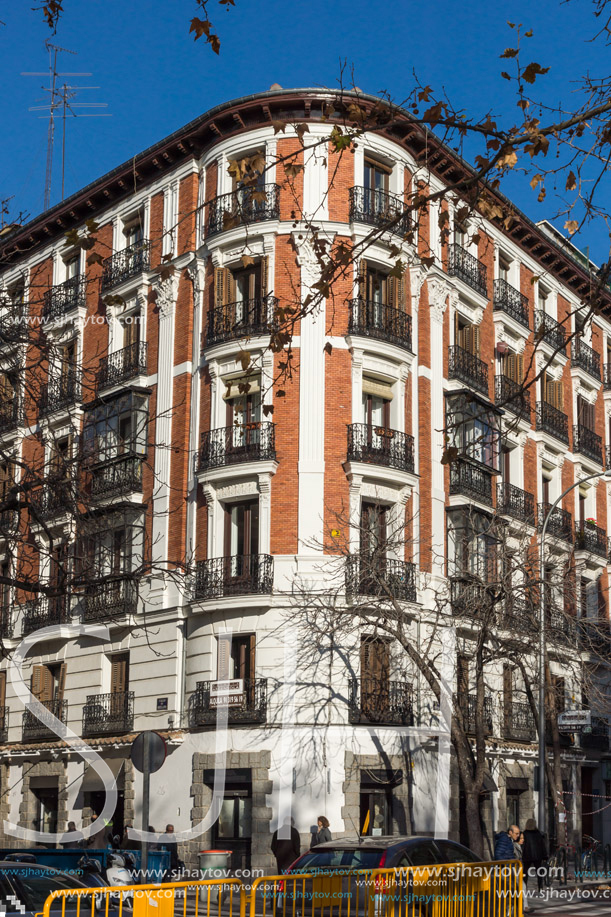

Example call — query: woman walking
[311,816,332,847]
[522,818,547,893]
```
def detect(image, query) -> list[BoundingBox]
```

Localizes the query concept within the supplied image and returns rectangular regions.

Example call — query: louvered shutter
[556,380,564,411]
[41,666,54,702]
[249,634,256,681]
[505,354,517,382]
[397,272,406,310]
[217,634,231,680]
[215,267,232,308]
[461,325,472,354]
[0,670,5,707]
[56,663,67,701]
[358,261,368,300]
[472,325,481,357]
[31,665,44,700]
[516,354,524,384]
[261,257,269,296]
[503,665,513,732]
[111,655,128,694]
[388,276,398,310]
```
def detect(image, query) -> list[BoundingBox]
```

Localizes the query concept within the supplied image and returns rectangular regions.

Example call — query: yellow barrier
[41,861,522,917]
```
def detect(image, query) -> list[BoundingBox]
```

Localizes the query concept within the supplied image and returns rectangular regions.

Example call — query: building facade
[0,88,610,869]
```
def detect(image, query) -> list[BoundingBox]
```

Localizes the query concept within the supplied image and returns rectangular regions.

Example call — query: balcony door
[110,653,130,719]
[232,263,262,325]
[362,383,391,456]
[218,633,256,709]
[360,502,387,558]
[455,315,480,357]
[363,159,390,219]
[577,394,595,432]
[225,382,261,452]
[224,500,259,582]
[32,662,66,708]
[361,636,390,721]
[49,542,69,621]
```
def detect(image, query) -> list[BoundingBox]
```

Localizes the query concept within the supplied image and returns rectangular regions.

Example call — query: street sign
[131,730,167,774]
[557,710,591,730]
[210,679,244,707]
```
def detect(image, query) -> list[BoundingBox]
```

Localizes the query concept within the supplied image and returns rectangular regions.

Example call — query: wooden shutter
[214,267,233,307]
[503,665,513,723]
[358,261,368,299]
[248,633,256,681]
[361,637,389,682]
[123,314,139,348]
[472,325,481,357]
[111,654,129,695]
[56,663,67,701]
[31,665,44,700]
[505,354,517,382]
[0,373,12,405]
[388,276,398,309]
[261,257,269,296]
[0,671,6,707]
[217,634,231,680]
[457,655,469,696]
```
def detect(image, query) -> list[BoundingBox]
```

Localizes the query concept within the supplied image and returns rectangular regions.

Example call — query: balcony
[0,303,27,346]
[348,677,414,726]
[572,339,601,382]
[82,691,134,737]
[39,374,80,418]
[604,364,611,391]
[534,310,566,355]
[448,243,488,298]
[493,278,529,329]
[0,399,22,434]
[538,503,573,543]
[345,554,417,603]
[0,605,13,640]
[22,596,70,636]
[205,294,277,347]
[89,455,143,501]
[548,608,576,638]
[22,698,67,742]
[207,184,280,236]
[31,482,73,521]
[43,276,86,321]
[97,342,148,391]
[576,523,607,559]
[448,345,488,395]
[496,483,535,525]
[578,618,611,654]
[197,423,276,472]
[535,401,569,444]
[454,694,493,735]
[189,678,267,727]
[573,424,603,465]
[0,705,7,743]
[81,576,138,621]
[193,554,273,601]
[348,186,411,237]
[501,599,536,632]
[347,423,414,474]
[449,459,493,505]
[581,721,610,752]
[450,576,497,616]
[348,298,412,351]
[504,702,536,742]
[101,241,150,291]
[0,508,19,536]
[494,375,531,420]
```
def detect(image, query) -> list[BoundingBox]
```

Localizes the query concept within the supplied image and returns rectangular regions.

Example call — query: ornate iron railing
[0,302,27,345]
[345,554,417,603]
[534,310,566,354]
[81,576,138,621]
[493,278,529,328]
[206,294,277,347]
[97,342,148,390]
[448,344,488,395]
[0,508,19,535]
[0,605,13,640]
[39,373,80,417]
[193,554,273,600]
[454,694,493,734]
[501,599,537,632]
[572,339,601,381]
[197,423,276,472]
[581,721,610,751]
[604,363,611,391]
[449,459,493,505]
[82,691,134,737]
[349,677,414,726]
[504,701,536,742]
[536,401,569,444]
[450,575,497,615]
[189,678,267,726]
[43,276,86,321]
[0,399,22,433]
[348,186,411,237]
[207,184,280,236]
[538,502,573,543]
[0,705,7,742]
[549,608,576,638]
[573,423,603,464]
[89,455,143,500]
[31,482,74,520]
[101,241,150,291]
[22,698,67,742]
[496,482,535,524]
[494,374,531,419]
[448,243,488,297]
[348,298,412,351]
[575,523,607,558]
[578,619,611,654]
[22,596,70,635]
[347,423,414,473]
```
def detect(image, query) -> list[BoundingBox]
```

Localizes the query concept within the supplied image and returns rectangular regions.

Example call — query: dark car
[0,861,132,917]
[286,836,482,872]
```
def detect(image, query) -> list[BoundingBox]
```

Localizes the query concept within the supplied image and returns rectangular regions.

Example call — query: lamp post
[538,468,611,839]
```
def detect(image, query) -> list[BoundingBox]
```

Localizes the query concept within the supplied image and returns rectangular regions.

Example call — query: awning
[82,759,125,792]
[506,777,529,792]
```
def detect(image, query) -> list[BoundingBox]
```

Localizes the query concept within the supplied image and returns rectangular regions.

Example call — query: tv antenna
[22,41,111,210]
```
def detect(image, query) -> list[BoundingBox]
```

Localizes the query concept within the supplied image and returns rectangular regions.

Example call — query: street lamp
[538,467,611,839]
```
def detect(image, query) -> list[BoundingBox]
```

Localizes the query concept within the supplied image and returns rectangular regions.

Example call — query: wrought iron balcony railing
[534,310,566,354]
[22,596,70,636]
[89,455,143,500]
[578,619,611,655]
[207,184,280,236]
[101,241,150,291]
[349,677,414,726]
[494,374,531,419]
[43,276,86,321]
[454,694,493,735]
[0,705,7,742]
[448,243,488,297]
[345,554,417,603]
[449,459,493,505]
[493,278,530,329]
[31,482,74,520]
[548,608,576,638]
[575,523,607,559]
[535,401,569,444]
[0,508,19,535]
[97,342,148,390]
[82,691,135,737]
[581,721,610,751]
[0,605,13,640]
[197,423,276,472]
[538,502,573,543]
[449,575,497,615]
[347,423,414,474]
[193,554,273,601]
[496,482,535,524]
[572,339,601,381]
[81,576,138,621]
[448,344,488,395]
[189,678,267,727]
[504,701,536,742]
[604,364,611,391]
[348,186,411,237]
[573,424,603,464]
[39,373,80,417]
[0,399,22,434]
[500,599,537,632]
[205,294,277,347]
[348,298,412,351]
[0,302,27,346]
[22,698,67,742]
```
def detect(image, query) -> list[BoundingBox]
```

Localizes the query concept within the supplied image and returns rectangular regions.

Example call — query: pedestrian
[522,818,547,893]
[61,820,84,848]
[121,823,140,851]
[271,818,301,873]
[159,823,182,877]
[311,816,332,848]
[87,813,111,848]
[494,824,520,860]
[148,826,160,851]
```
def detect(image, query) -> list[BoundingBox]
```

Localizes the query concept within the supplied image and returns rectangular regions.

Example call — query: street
[525,887,611,914]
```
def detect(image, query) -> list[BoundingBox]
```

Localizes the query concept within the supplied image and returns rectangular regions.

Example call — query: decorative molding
[409,265,427,310]
[291,229,336,286]
[154,273,179,319]
[427,277,450,323]
[216,480,259,501]
[187,257,205,297]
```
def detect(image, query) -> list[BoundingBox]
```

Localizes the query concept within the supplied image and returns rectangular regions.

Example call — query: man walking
[159,824,181,877]
[494,824,520,860]
[61,821,84,848]
[271,818,301,874]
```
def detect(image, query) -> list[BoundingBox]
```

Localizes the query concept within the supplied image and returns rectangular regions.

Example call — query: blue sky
[1,0,610,260]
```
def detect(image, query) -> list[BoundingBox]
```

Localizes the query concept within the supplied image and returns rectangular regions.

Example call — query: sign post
[557,710,591,733]
[131,731,167,878]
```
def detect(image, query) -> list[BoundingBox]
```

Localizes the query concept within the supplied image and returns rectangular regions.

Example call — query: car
[285,835,483,872]
[0,860,131,917]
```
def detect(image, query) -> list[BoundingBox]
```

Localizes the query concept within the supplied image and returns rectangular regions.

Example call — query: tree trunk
[465,786,485,857]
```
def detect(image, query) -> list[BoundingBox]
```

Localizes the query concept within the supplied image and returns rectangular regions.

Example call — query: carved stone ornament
[291,229,336,287]
[154,273,179,319]
[216,480,259,501]
[187,258,205,298]
[409,265,427,309]
[427,277,450,323]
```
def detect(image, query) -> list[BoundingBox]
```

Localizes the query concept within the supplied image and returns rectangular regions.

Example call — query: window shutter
[358,261,368,299]
[505,354,517,382]
[556,380,564,411]
[31,665,44,700]
[387,276,398,309]
[249,634,256,681]
[472,325,481,357]
[461,325,472,354]
[56,663,67,701]
[41,666,54,702]
[217,634,231,680]
[215,267,233,308]
[261,257,269,296]
[111,654,128,694]
[0,670,6,707]
[397,272,406,310]
[360,637,371,676]
[516,354,524,384]
[457,655,469,696]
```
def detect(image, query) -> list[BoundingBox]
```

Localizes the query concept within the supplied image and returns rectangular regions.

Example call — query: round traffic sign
[131,731,167,774]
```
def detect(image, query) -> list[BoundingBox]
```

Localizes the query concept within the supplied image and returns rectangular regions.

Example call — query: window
[224,500,259,558]
[499,253,512,282]
[31,662,66,704]
[445,394,500,470]
[124,222,143,249]
[434,840,480,864]
[455,314,481,356]
[362,378,392,429]
[502,351,524,384]
[83,392,148,464]
[214,260,269,318]
[448,509,497,581]
[359,262,404,310]
[542,473,551,506]
[360,502,387,556]
[49,436,71,482]
[32,787,59,835]
[364,158,390,193]
[577,395,595,431]
[454,222,468,248]
[121,310,140,349]
[64,254,80,280]
[48,542,69,618]
[506,791,521,829]
[0,370,17,412]
[110,653,129,694]
[217,634,255,681]
[542,371,564,410]
[538,283,550,312]
[360,636,390,720]
[0,561,9,633]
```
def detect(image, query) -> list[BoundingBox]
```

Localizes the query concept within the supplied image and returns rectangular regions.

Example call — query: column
[427,277,450,581]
